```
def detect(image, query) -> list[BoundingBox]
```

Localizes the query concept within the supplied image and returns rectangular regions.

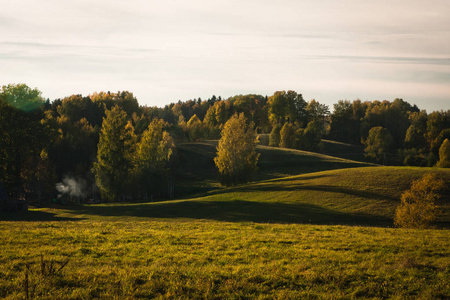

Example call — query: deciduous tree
[437,139,450,168]
[134,119,175,198]
[269,124,282,147]
[214,113,260,186]
[394,174,445,228]
[0,84,47,193]
[363,126,394,164]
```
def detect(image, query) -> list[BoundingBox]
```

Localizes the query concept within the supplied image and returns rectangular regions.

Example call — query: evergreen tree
[214,113,260,186]
[93,106,136,201]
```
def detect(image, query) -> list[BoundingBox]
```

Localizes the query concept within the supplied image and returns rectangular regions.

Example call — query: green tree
[404,111,428,150]
[269,124,282,147]
[21,149,56,203]
[268,90,307,125]
[306,99,330,124]
[279,122,295,148]
[0,84,48,193]
[363,126,394,164]
[214,113,260,186]
[1,83,44,112]
[114,91,141,118]
[299,121,324,152]
[93,106,136,201]
[328,99,368,144]
[394,174,445,228]
[437,139,450,168]
[214,101,230,126]
[134,119,175,198]
[57,94,103,127]
[426,110,450,154]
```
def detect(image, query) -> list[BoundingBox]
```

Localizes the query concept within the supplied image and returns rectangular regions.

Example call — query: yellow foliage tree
[134,118,175,198]
[394,174,445,228]
[437,138,450,168]
[187,114,204,141]
[214,113,260,186]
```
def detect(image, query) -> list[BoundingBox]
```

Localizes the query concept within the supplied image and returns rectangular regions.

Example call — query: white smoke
[56,176,87,198]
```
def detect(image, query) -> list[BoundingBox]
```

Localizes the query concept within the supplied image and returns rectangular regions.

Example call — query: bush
[394,174,445,228]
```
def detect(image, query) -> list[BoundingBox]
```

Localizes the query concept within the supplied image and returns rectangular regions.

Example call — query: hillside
[1,146,450,299]
[6,166,449,228]
[175,141,372,196]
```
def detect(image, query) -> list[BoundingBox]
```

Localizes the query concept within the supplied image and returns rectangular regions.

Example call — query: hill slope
[10,166,449,227]
[175,141,372,196]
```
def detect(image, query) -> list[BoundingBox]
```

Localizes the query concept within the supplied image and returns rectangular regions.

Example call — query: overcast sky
[1,0,449,111]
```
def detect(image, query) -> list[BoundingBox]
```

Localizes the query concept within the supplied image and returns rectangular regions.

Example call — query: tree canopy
[93,106,136,201]
[2,82,449,202]
[214,113,260,186]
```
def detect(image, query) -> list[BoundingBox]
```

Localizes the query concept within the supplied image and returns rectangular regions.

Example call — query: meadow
[1,144,449,299]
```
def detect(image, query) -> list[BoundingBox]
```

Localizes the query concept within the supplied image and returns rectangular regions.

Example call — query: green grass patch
[2,166,449,227]
[0,221,448,299]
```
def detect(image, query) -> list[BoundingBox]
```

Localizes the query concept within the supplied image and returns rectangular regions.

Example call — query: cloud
[1,0,449,112]
[304,55,450,66]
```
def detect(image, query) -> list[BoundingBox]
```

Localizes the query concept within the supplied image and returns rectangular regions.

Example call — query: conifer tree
[93,106,136,201]
[214,113,260,186]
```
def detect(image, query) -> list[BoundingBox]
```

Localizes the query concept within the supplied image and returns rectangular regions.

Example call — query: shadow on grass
[67,199,392,227]
[0,210,81,222]
[242,183,398,202]
[199,175,397,203]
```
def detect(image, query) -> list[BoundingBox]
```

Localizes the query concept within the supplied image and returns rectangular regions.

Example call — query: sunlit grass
[1,221,449,299]
[1,163,449,298]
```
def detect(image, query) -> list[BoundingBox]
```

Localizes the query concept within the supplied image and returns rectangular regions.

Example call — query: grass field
[1,143,449,299]
[1,221,449,299]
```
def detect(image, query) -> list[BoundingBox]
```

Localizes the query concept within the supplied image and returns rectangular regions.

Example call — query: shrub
[394,174,445,228]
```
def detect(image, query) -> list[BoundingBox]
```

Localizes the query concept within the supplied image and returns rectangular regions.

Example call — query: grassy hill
[258,134,367,162]
[4,166,449,228]
[175,141,372,196]
[1,143,449,299]
[321,139,367,162]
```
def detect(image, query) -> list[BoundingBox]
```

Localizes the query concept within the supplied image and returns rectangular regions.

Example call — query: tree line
[1,83,449,203]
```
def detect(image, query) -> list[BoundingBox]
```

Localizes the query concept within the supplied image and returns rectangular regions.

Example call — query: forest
[1,83,449,203]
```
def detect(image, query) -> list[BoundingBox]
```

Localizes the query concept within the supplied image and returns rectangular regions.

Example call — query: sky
[1,0,449,111]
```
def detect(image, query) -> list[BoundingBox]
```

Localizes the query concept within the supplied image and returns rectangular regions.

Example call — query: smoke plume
[56,176,87,198]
